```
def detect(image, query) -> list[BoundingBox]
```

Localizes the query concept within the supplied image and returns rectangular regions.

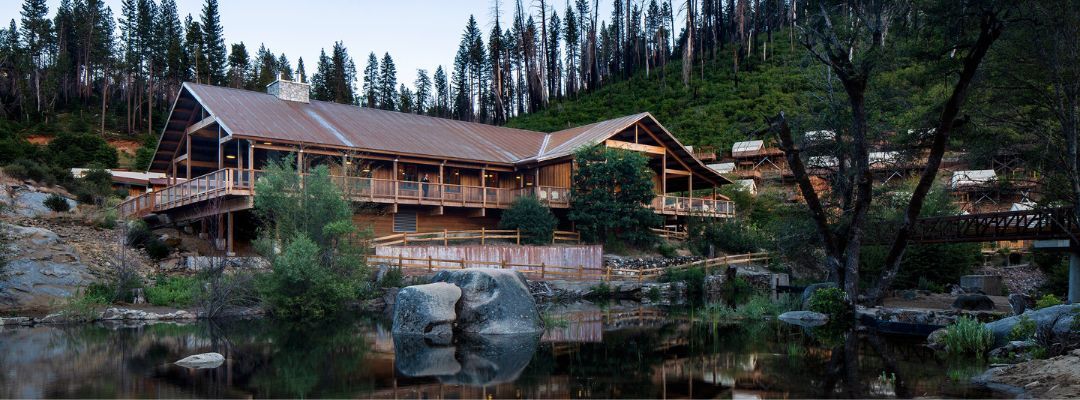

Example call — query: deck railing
[119,168,735,219]
[650,195,735,217]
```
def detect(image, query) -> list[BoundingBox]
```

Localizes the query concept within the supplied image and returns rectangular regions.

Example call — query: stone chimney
[266,74,310,103]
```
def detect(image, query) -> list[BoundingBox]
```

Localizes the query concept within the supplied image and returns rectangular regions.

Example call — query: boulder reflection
[393,333,540,386]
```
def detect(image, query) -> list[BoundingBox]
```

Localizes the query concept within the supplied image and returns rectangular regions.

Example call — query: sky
[4,0,616,86]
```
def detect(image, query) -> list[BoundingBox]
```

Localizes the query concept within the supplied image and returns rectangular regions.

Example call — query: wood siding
[538,162,572,187]
[354,206,501,237]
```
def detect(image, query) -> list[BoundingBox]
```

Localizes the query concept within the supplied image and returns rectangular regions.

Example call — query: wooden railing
[372,228,581,247]
[365,251,769,282]
[651,227,689,240]
[650,195,735,217]
[118,168,253,218]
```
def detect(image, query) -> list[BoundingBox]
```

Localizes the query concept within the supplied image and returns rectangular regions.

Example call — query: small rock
[779,311,829,327]
[900,289,918,300]
[1008,294,1031,316]
[952,294,995,311]
[927,328,948,350]
[174,352,225,369]
[392,282,461,336]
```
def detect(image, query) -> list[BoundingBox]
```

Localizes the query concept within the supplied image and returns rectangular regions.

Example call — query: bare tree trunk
[866,11,1004,305]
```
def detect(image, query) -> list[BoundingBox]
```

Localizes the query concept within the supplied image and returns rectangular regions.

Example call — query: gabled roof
[537,113,651,160]
[951,170,997,188]
[183,83,546,164]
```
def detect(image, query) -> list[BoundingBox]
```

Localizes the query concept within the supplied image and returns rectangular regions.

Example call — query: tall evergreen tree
[311,41,356,104]
[253,43,278,89]
[21,0,52,113]
[199,0,227,85]
[183,14,204,83]
[413,68,430,114]
[378,52,397,110]
[226,42,248,88]
[295,56,306,82]
[277,53,292,80]
[433,65,449,117]
[361,52,378,107]
[398,84,414,113]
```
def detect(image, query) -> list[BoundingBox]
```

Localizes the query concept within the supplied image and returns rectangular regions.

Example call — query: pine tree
[200,0,227,85]
[310,48,330,100]
[227,42,248,88]
[413,68,430,114]
[378,52,397,110]
[253,43,278,89]
[21,0,52,113]
[277,53,292,80]
[433,65,449,117]
[312,41,356,105]
[398,84,413,113]
[564,2,579,96]
[159,0,187,87]
[295,56,306,82]
[361,52,378,107]
[183,15,205,83]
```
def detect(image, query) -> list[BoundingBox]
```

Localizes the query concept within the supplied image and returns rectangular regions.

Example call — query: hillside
[506,39,822,152]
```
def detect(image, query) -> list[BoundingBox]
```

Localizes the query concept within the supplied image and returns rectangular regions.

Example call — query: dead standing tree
[774,1,1005,304]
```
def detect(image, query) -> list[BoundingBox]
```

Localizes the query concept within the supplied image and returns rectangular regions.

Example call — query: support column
[185,134,192,179]
[227,211,235,256]
[1070,250,1080,304]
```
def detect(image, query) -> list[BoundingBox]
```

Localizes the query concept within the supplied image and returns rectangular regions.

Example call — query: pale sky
[3,0,617,86]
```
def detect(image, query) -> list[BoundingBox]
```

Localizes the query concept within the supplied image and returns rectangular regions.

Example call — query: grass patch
[541,312,570,329]
[943,316,994,356]
[145,275,199,307]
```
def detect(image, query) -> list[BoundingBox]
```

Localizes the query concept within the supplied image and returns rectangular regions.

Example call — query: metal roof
[185,83,546,164]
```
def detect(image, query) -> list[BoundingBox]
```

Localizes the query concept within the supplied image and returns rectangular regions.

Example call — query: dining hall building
[119,78,734,254]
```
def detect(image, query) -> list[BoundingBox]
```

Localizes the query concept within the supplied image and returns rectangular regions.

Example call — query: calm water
[0,303,1001,399]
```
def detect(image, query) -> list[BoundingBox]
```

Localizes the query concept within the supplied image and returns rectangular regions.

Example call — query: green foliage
[918,276,946,293]
[705,293,798,321]
[45,132,118,169]
[656,242,678,258]
[145,275,200,307]
[43,193,70,212]
[1033,252,1069,296]
[687,217,766,255]
[126,220,169,260]
[75,167,116,205]
[1009,315,1036,342]
[589,282,612,298]
[569,145,660,247]
[541,312,569,328]
[258,235,358,319]
[662,266,705,298]
[132,134,158,171]
[93,208,118,229]
[943,316,994,355]
[499,195,558,245]
[1035,294,1062,309]
[3,158,71,186]
[59,284,112,322]
[808,287,850,318]
[253,155,369,319]
[379,267,404,288]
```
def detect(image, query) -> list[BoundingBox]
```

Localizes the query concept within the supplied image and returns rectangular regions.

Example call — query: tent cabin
[729,140,786,177]
[949,169,1027,213]
[120,79,734,254]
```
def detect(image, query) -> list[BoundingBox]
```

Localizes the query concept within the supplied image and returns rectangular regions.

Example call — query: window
[484,172,499,187]
[445,168,461,185]
[393,211,417,233]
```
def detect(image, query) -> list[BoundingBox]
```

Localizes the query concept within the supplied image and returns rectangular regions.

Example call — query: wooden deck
[119,168,736,219]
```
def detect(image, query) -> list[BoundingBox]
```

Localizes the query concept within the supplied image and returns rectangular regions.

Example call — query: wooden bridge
[910,207,1078,244]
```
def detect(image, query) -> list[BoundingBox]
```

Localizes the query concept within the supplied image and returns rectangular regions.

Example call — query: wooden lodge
[119,79,734,254]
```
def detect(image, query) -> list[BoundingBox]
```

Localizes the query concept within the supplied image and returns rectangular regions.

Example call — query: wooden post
[578,265,583,279]
[226,211,234,256]
[606,266,611,281]
[481,166,487,209]
[540,262,546,279]
[248,140,255,186]
[427,256,433,272]
[516,229,521,245]
[403,234,408,246]
[185,134,192,180]
[443,228,448,246]
[439,162,445,207]
[481,227,485,245]
[459,258,466,269]
[501,258,507,269]
[398,253,403,269]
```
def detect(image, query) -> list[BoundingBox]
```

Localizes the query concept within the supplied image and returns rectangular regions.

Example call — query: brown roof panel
[186,83,546,164]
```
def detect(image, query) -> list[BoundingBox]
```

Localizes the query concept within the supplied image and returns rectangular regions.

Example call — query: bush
[258,235,359,319]
[808,287,850,318]
[590,282,612,298]
[657,242,678,258]
[688,218,767,255]
[1035,294,1062,309]
[93,208,118,229]
[499,195,558,245]
[43,193,71,212]
[145,275,200,307]
[46,132,118,169]
[379,266,404,288]
[4,158,70,186]
[943,316,994,355]
[1008,315,1036,341]
[143,239,170,260]
[568,146,660,247]
[663,266,706,298]
[126,220,153,247]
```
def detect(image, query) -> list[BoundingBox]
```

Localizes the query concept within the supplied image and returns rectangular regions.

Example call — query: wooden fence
[651,227,689,240]
[365,251,769,283]
[372,228,581,246]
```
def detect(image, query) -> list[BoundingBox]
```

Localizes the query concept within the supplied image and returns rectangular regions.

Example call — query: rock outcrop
[1,185,76,218]
[952,294,995,311]
[430,268,543,334]
[0,223,96,309]
[391,282,461,337]
[985,304,1079,347]
[394,332,540,385]
[779,311,829,327]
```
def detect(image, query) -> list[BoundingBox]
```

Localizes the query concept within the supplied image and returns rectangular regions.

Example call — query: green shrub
[918,276,945,293]
[663,266,705,298]
[143,239,170,260]
[657,242,678,258]
[258,234,359,319]
[590,282,612,298]
[943,316,994,355]
[126,220,153,247]
[46,132,118,169]
[43,193,71,212]
[93,208,118,229]
[688,218,767,255]
[379,266,404,288]
[3,158,67,185]
[568,146,661,247]
[808,287,850,318]
[1036,294,1062,309]
[145,275,200,307]
[499,195,558,245]
[1008,315,1036,341]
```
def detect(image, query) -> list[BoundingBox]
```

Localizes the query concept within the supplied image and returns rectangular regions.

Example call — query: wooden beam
[605,139,665,155]
[185,115,216,135]
[180,160,220,168]
[637,123,720,187]
[664,168,691,176]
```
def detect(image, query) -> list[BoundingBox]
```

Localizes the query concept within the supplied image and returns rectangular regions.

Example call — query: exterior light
[226,155,236,159]
[361,167,370,173]
[345,160,352,165]
[263,142,272,145]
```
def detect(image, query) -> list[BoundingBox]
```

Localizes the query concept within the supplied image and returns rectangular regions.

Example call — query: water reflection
[0,303,1001,399]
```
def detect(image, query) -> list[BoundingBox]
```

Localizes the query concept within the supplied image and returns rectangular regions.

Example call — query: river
[0,302,1003,398]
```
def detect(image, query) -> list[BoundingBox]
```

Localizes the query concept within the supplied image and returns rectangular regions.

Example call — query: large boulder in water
[952,294,995,311]
[174,352,225,369]
[431,268,543,334]
[393,332,539,386]
[392,282,462,336]
[985,304,1080,348]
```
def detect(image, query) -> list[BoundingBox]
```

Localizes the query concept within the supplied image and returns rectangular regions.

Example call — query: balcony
[119,168,735,219]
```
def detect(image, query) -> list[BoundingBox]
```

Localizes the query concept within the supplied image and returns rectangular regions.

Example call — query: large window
[445,168,461,185]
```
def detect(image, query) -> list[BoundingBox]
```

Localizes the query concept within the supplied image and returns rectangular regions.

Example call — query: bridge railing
[910,207,1078,244]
